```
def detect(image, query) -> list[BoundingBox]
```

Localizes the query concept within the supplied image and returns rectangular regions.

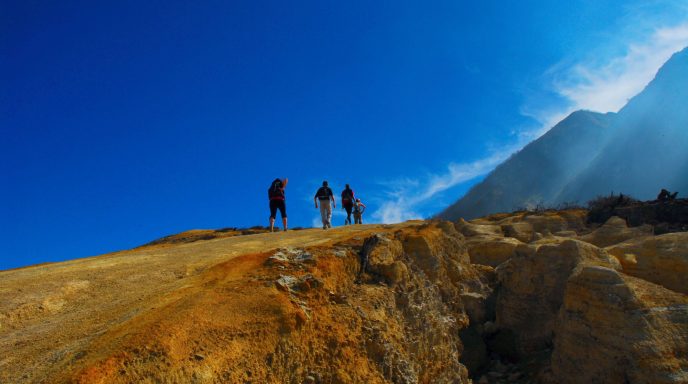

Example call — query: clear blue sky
[2,1,687,270]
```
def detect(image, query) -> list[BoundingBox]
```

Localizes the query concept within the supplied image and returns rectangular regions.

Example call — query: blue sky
[2,0,688,270]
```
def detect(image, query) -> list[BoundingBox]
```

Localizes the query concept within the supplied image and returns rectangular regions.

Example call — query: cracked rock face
[465,235,522,267]
[551,265,688,384]
[606,232,688,294]
[495,239,621,356]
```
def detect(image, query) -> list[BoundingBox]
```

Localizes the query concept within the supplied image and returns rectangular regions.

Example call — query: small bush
[587,193,638,223]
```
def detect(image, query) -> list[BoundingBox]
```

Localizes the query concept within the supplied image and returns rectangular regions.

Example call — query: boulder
[579,216,653,247]
[522,214,568,234]
[362,234,408,286]
[455,218,504,237]
[500,222,534,243]
[606,232,688,294]
[364,234,404,265]
[495,239,620,356]
[551,265,688,383]
[521,209,587,233]
[465,235,522,267]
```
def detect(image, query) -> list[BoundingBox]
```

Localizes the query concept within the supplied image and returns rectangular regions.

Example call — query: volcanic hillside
[1,214,687,383]
[439,47,688,221]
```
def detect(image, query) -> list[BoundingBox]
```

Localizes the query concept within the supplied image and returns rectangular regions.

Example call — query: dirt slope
[0,224,413,383]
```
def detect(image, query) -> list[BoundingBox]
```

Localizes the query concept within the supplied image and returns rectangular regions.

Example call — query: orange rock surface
[1,222,488,383]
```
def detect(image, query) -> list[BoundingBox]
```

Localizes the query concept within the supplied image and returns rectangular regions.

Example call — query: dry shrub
[587,193,637,223]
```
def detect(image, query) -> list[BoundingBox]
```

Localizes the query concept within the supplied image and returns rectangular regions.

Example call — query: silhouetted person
[341,184,355,225]
[268,178,288,231]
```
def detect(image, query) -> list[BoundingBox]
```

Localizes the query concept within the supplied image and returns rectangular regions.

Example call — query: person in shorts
[268,178,288,231]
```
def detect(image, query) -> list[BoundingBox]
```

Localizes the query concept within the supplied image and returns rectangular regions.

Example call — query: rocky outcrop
[551,265,688,384]
[450,209,687,384]
[465,236,522,267]
[579,216,653,247]
[606,232,688,294]
[464,209,588,245]
[455,218,503,237]
[495,240,620,356]
[500,222,535,243]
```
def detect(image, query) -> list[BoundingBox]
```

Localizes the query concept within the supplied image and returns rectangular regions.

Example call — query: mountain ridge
[438,110,616,220]
[556,47,688,202]
[439,47,688,221]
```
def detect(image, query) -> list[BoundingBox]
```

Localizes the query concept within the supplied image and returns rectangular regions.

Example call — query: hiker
[341,184,355,225]
[268,178,288,232]
[353,198,367,224]
[314,181,336,229]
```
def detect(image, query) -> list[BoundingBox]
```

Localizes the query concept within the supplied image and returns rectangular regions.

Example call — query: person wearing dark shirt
[314,181,336,229]
[268,178,288,232]
[341,184,355,225]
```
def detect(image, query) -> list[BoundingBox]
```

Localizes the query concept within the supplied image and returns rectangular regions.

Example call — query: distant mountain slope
[438,110,616,220]
[557,47,688,202]
[440,47,688,221]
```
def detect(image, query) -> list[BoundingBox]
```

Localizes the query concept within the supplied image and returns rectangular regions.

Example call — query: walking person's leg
[326,201,332,228]
[319,200,328,229]
[279,201,288,231]
[269,200,278,232]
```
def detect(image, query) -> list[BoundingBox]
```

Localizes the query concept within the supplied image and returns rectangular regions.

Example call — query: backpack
[268,179,284,199]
